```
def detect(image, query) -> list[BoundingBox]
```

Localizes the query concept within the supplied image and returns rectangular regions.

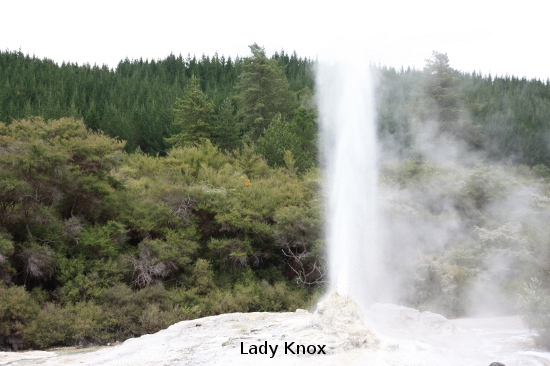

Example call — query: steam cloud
[317,54,548,318]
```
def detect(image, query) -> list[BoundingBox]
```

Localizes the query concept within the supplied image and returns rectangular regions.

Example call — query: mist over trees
[376,52,550,347]
[2,46,550,349]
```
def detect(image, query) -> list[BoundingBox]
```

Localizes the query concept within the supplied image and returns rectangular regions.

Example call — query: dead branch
[281,246,327,287]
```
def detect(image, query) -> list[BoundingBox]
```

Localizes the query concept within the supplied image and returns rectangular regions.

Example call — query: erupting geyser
[316,57,381,309]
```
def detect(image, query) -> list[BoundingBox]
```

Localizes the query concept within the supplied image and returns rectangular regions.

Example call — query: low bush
[0,286,40,350]
[518,277,550,348]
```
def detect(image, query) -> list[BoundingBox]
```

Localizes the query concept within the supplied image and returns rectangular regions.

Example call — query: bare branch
[281,247,327,287]
[128,250,168,289]
[22,245,55,281]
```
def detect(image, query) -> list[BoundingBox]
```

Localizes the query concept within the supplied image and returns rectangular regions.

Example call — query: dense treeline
[0,47,314,156]
[2,47,550,350]
[3,47,550,166]
[3,48,550,167]
[376,53,550,166]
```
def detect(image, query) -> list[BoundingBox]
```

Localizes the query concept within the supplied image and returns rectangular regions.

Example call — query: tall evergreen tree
[210,98,241,151]
[236,44,296,141]
[257,114,298,168]
[289,105,317,169]
[423,51,463,125]
[166,76,215,147]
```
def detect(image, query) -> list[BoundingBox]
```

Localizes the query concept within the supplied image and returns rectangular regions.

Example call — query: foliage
[257,114,298,168]
[0,49,313,155]
[24,302,104,348]
[166,76,216,147]
[211,98,241,151]
[3,48,550,351]
[423,51,464,125]
[518,278,550,347]
[0,116,319,349]
[380,156,547,319]
[378,57,550,166]
[0,286,39,350]
[191,259,215,295]
[413,253,477,316]
[274,203,325,287]
[256,108,316,172]
[236,44,297,141]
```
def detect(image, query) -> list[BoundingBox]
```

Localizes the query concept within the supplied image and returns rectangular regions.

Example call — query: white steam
[317,53,550,319]
[316,57,386,309]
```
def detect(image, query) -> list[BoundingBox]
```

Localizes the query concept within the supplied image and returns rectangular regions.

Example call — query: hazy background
[371,59,550,317]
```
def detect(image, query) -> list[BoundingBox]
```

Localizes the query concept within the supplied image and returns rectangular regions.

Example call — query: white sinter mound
[0,292,547,366]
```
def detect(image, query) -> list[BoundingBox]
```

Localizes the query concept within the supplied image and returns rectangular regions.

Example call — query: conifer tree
[289,105,317,169]
[211,98,241,151]
[423,51,463,125]
[236,44,296,141]
[257,114,298,168]
[166,76,215,147]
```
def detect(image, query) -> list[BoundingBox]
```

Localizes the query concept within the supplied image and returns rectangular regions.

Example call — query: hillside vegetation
[1,47,550,349]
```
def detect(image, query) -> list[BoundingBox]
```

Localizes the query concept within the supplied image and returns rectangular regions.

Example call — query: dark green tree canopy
[257,105,316,173]
[210,97,241,151]
[166,75,216,147]
[236,44,297,141]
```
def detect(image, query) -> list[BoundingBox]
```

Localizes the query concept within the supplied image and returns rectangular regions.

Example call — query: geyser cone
[317,58,381,309]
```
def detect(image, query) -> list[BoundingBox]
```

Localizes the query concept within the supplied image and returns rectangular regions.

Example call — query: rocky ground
[1,293,549,366]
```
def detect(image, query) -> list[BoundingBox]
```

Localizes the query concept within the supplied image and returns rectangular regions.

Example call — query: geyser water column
[317,58,381,309]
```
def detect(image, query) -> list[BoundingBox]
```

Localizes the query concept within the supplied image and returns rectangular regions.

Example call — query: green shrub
[99,283,142,339]
[0,232,14,257]
[70,301,107,344]
[99,283,174,340]
[139,304,178,334]
[191,259,216,295]
[0,286,39,350]
[26,301,108,348]
[168,288,203,319]
[413,253,476,317]
[518,277,550,348]
[25,303,72,348]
